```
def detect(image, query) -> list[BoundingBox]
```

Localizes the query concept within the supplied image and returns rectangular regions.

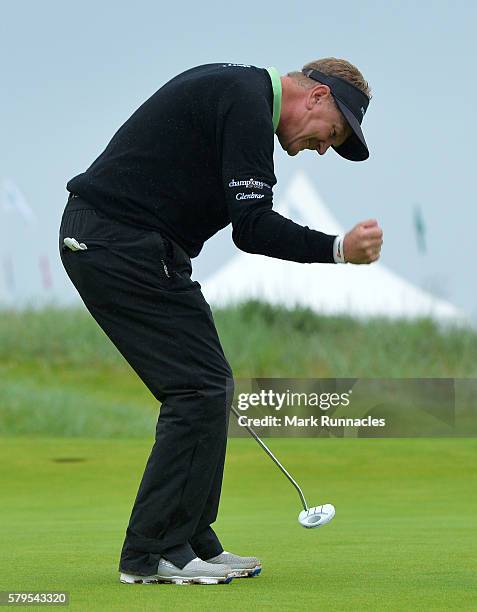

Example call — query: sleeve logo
[228,178,272,190]
[236,192,265,200]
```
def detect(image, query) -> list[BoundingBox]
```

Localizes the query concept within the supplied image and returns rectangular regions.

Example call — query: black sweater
[67,63,336,262]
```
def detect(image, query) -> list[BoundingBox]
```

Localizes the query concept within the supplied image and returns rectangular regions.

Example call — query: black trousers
[59,195,234,575]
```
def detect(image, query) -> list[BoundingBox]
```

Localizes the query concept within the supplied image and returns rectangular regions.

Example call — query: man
[59,58,383,586]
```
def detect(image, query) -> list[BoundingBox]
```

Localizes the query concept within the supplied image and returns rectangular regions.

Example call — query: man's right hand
[343,219,383,264]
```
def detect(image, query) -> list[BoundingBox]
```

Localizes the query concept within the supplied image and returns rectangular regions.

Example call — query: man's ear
[307,84,330,110]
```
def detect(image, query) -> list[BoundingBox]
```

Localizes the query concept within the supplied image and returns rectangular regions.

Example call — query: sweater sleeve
[219,81,336,264]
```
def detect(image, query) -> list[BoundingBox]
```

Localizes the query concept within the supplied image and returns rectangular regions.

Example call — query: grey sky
[1,0,476,317]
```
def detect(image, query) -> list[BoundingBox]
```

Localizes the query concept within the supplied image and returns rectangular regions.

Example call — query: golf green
[0,437,475,610]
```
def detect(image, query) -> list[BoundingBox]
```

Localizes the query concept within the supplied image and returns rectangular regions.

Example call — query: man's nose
[317,142,331,155]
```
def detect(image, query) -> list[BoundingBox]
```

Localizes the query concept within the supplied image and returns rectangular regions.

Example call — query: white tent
[202,171,464,321]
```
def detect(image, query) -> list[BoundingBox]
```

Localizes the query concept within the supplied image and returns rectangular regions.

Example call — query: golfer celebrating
[59,58,382,585]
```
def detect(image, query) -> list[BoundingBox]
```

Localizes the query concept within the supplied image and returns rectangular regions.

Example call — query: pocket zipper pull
[161,259,170,278]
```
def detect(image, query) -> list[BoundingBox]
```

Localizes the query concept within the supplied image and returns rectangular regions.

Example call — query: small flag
[413,204,426,254]
[1,179,37,225]
[39,255,53,290]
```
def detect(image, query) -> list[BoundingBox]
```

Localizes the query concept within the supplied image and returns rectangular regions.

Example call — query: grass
[0,437,475,611]
[0,361,156,438]
[1,304,476,609]
[1,302,476,438]
[1,301,476,377]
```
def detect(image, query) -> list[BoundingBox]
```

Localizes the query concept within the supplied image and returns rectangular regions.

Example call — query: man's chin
[285,143,301,156]
[278,137,300,156]
[272,136,318,157]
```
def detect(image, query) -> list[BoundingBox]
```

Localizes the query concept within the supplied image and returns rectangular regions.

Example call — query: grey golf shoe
[206,551,262,578]
[120,556,234,585]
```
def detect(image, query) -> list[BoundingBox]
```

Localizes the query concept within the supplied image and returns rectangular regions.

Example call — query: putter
[231,406,335,529]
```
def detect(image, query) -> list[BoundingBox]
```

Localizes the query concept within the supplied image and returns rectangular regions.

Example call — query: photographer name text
[237,415,386,428]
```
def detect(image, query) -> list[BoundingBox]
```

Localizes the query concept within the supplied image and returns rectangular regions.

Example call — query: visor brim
[333,100,369,162]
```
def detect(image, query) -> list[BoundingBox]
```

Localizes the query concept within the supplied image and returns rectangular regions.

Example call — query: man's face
[278,85,352,157]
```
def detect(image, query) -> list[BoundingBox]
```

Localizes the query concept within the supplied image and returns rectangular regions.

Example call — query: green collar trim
[266,66,282,133]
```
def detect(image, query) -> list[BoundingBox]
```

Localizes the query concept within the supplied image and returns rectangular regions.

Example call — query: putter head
[298,503,335,529]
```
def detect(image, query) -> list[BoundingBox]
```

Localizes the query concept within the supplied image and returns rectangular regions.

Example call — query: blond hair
[288,57,371,99]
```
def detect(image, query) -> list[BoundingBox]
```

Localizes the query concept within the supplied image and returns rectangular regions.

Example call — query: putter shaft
[231,406,308,511]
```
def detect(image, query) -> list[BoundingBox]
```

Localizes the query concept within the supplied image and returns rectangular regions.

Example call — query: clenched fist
[343,219,383,264]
